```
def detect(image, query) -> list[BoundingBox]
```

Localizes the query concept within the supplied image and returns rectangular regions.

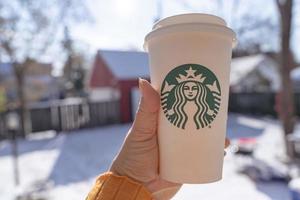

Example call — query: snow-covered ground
[174,114,291,200]
[0,114,293,200]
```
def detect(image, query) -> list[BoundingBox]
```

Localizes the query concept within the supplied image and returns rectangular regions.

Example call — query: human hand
[110,78,230,200]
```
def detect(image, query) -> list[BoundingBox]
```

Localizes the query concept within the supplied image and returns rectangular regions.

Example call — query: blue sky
[56,0,300,74]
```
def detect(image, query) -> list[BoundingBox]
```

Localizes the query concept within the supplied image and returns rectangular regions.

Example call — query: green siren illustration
[161,64,221,130]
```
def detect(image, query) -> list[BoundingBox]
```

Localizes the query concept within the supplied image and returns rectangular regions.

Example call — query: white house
[230,54,281,92]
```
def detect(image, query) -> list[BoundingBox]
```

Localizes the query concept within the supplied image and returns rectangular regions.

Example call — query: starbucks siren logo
[161,64,221,129]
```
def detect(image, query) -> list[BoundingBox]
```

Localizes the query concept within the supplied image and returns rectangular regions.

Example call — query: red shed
[89,50,149,123]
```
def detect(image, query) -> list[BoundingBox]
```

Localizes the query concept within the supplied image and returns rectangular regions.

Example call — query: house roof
[96,51,279,86]
[230,54,269,85]
[98,50,149,79]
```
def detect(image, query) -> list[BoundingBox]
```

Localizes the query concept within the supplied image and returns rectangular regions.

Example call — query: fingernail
[139,78,145,96]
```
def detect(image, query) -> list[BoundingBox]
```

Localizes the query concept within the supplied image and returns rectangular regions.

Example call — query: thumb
[109,79,160,183]
[131,78,160,135]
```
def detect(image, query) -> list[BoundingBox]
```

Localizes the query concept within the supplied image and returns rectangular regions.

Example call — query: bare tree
[276,0,296,157]
[62,26,87,97]
[176,0,279,56]
[0,0,91,136]
[175,0,298,157]
[217,0,298,157]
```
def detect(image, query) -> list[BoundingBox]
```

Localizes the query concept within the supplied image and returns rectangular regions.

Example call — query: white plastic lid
[153,13,226,30]
[144,13,237,51]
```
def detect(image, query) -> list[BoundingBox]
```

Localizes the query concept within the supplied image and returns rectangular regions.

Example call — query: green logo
[161,64,221,129]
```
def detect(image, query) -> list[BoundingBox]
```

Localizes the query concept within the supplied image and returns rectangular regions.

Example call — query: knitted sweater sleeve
[86,172,153,200]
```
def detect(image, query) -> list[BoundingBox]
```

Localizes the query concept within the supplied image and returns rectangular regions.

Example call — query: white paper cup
[144,13,236,184]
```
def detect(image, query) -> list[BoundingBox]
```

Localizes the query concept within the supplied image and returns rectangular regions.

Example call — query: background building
[0,62,59,107]
[89,50,296,122]
[89,49,149,122]
[230,54,281,93]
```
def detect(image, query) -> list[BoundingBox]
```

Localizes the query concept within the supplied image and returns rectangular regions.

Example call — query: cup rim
[144,22,237,51]
[152,13,227,30]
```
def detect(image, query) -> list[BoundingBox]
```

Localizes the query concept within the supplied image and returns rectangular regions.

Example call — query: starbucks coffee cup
[144,13,236,184]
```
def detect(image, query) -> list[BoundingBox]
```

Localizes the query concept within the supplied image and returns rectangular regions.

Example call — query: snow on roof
[99,50,150,79]
[98,51,275,84]
[230,54,266,85]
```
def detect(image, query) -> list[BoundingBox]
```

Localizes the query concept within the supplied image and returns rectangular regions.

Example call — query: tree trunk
[14,63,31,137]
[277,0,295,158]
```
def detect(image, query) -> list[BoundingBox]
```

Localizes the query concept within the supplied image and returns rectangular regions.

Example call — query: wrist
[110,164,153,192]
[109,163,142,184]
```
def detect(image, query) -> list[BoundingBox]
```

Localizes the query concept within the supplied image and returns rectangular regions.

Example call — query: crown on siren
[175,66,206,83]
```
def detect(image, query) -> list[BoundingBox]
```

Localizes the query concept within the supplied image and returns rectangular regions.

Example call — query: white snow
[0,114,293,200]
[174,115,291,200]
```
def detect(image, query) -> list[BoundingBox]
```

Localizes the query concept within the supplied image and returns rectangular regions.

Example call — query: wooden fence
[0,112,6,140]
[228,92,277,116]
[229,92,300,116]
[0,99,120,139]
[2,93,300,139]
